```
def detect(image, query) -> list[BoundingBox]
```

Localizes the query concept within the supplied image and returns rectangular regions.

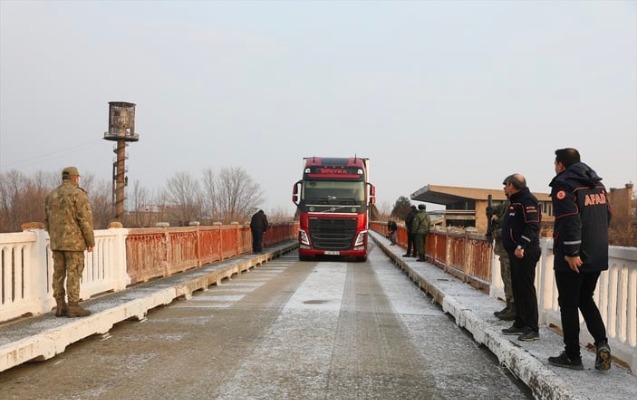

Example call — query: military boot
[55,298,68,317]
[67,302,91,318]
[497,307,516,321]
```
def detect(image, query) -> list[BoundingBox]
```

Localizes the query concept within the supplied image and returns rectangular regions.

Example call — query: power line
[0,139,104,171]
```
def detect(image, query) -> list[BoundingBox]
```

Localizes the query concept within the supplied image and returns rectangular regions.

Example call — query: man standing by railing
[44,166,95,318]
[500,174,541,342]
[412,204,431,262]
[403,205,418,258]
[548,148,612,371]
[250,209,269,254]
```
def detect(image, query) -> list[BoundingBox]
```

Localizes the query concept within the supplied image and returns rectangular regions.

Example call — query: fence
[371,221,637,375]
[0,222,298,323]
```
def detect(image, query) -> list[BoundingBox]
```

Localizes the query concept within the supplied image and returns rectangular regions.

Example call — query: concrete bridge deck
[0,235,635,400]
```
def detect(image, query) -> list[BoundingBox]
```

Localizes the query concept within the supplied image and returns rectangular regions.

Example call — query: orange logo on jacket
[556,190,566,200]
[584,192,607,206]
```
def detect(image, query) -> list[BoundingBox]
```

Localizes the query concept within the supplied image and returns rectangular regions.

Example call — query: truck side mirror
[368,184,376,205]
[292,181,300,204]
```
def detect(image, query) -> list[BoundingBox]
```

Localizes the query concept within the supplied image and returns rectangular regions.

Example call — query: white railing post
[112,226,130,290]
[31,228,51,315]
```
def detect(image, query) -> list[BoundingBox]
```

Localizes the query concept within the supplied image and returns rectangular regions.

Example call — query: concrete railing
[0,222,299,324]
[371,221,637,375]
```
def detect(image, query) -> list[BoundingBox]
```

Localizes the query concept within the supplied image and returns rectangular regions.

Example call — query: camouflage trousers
[494,240,515,310]
[414,232,427,259]
[52,250,85,303]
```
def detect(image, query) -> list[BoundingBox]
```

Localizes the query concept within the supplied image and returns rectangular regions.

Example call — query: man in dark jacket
[250,209,269,253]
[500,174,541,341]
[548,148,612,371]
[403,205,417,257]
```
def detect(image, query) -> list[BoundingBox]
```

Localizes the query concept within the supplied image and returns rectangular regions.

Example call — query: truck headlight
[299,230,310,246]
[354,231,367,247]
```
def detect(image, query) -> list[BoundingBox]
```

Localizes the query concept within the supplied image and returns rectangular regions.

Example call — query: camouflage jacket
[487,200,510,241]
[45,180,95,251]
[411,210,431,234]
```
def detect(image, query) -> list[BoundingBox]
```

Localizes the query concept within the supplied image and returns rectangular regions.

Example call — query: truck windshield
[302,180,365,205]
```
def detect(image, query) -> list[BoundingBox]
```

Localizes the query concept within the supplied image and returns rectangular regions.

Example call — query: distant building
[410,184,553,234]
[411,183,635,241]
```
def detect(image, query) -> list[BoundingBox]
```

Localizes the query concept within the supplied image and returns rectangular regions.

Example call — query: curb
[372,232,583,400]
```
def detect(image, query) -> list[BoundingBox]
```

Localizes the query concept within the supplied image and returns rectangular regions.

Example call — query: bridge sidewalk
[372,231,637,400]
[2,236,635,399]
[0,241,298,374]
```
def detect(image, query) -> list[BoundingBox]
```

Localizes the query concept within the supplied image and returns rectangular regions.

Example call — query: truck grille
[308,218,357,250]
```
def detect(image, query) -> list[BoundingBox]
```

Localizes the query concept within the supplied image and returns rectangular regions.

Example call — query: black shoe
[595,342,611,371]
[416,258,425,262]
[501,325,526,335]
[548,352,584,370]
[402,253,410,257]
[518,329,539,341]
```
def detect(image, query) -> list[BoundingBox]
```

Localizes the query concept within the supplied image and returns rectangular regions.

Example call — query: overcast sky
[1,0,635,214]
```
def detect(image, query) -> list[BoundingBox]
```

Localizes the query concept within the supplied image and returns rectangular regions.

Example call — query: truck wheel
[356,256,367,262]
[299,255,311,261]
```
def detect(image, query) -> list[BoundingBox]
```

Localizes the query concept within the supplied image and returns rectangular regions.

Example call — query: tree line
[0,166,291,233]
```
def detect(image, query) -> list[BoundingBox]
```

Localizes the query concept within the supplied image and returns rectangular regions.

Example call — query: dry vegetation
[0,168,293,232]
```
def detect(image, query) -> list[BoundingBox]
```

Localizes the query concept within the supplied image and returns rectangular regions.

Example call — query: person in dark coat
[403,205,417,257]
[500,174,541,342]
[250,209,269,253]
[386,220,398,245]
[548,148,612,371]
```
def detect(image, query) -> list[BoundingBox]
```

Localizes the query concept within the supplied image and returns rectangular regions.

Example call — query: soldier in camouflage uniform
[412,204,431,262]
[44,166,95,317]
[487,199,516,321]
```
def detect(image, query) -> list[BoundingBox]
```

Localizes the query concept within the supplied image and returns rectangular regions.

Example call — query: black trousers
[555,270,607,359]
[406,232,416,255]
[509,246,540,332]
[251,228,264,253]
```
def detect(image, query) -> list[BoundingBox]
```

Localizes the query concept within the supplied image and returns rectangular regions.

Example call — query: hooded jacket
[549,162,611,272]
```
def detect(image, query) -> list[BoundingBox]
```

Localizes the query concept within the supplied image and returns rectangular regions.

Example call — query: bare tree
[0,170,31,231]
[267,205,295,224]
[88,178,114,229]
[201,167,218,223]
[164,171,203,226]
[0,170,57,232]
[127,179,153,227]
[216,166,264,223]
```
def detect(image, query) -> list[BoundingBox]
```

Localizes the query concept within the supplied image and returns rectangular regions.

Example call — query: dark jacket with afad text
[549,162,611,272]
[501,187,541,253]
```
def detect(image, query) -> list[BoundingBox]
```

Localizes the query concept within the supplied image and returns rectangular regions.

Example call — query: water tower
[103,101,139,222]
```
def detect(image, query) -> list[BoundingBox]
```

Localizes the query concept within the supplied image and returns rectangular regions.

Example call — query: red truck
[292,156,375,262]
